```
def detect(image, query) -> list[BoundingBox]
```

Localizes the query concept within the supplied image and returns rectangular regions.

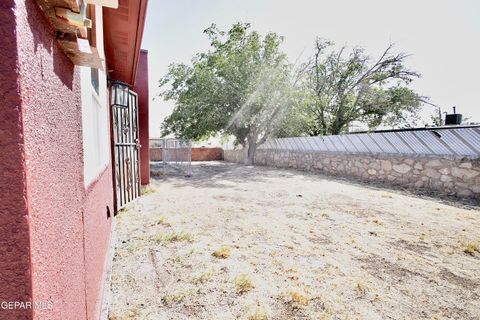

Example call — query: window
[91,67,99,95]
[81,66,110,186]
[80,5,110,186]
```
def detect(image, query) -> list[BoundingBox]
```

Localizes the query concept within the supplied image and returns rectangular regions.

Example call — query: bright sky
[141,0,480,137]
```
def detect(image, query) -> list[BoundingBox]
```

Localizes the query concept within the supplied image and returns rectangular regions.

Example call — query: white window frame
[81,5,110,187]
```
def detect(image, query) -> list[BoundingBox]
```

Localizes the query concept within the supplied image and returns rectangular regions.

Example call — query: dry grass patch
[248,308,269,320]
[212,246,231,259]
[234,274,254,293]
[114,208,127,224]
[286,290,311,308]
[149,231,193,244]
[192,268,216,285]
[141,184,157,195]
[156,215,171,227]
[108,308,140,320]
[319,309,334,320]
[356,281,369,297]
[461,240,480,255]
[126,241,146,253]
[161,289,199,304]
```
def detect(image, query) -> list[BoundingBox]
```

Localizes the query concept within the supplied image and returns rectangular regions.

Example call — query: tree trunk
[330,120,348,135]
[243,135,258,165]
[330,126,341,135]
[244,143,256,165]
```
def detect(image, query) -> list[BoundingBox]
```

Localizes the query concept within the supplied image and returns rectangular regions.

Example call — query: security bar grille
[111,81,141,209]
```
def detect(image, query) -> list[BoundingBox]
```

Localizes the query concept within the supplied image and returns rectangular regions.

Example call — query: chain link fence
[150,138,192,176]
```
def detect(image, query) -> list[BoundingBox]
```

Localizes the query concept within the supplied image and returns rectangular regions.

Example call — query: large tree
[277,39,426,136]
[159,23,292,164]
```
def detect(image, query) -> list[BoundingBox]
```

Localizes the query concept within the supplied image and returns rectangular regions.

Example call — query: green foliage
[278,39,426,136]
[160,26,428,155]
[159,23,292,162]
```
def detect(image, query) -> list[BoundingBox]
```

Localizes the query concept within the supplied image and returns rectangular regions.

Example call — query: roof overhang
[102,0,148,86]
[35,0,107,69]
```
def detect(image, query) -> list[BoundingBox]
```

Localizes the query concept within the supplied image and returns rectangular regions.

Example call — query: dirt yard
[108,162,480,320]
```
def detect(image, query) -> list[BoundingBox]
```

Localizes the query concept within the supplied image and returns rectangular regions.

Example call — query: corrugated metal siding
[257,127,480,158]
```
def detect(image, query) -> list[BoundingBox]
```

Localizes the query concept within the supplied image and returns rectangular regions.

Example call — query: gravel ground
[108,162,480,320]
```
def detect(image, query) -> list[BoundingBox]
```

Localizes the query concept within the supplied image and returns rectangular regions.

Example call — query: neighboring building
[0,0,149,319]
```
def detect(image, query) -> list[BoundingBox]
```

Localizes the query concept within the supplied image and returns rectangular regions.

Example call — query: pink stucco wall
[17,1,86,318]
[0,1,33,319]
[133,50,150,185]
[0,1,114,319]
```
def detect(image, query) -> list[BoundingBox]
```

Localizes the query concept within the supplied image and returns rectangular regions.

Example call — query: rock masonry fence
[224,126,480,198]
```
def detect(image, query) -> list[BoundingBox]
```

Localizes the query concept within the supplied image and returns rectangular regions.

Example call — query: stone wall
[224,149,480,198]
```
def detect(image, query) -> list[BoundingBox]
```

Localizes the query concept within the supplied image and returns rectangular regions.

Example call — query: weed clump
[192,269,216,285]
[234,274,254,293]
[286,290,310,307]
[212,246,231,259]
[356,281,368,296]
[161,289,199,304]
[462,241,479,255]
[248,308,269,320]
[156,215,171,227]
[150,231,193,244]
[126,241,145,253]
[141,185,157,195]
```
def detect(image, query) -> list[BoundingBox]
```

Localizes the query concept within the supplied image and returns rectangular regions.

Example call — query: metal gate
[162,138,192,176]
[110,81,141,209]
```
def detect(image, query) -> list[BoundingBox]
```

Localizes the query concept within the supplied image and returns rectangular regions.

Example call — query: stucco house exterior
[0,0,149,319]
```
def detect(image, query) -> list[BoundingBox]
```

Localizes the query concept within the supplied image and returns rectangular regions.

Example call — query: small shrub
[462,241,480,255]
[212,246,231,259]
[164,231,193,243]
[286,290,310,307]
[234,274,254,293]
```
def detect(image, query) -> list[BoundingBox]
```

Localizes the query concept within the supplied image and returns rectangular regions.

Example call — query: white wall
[81,5,110,187]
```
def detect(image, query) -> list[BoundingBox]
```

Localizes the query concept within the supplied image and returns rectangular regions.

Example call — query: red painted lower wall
[0,1,114,319]
[83,167,114,320]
